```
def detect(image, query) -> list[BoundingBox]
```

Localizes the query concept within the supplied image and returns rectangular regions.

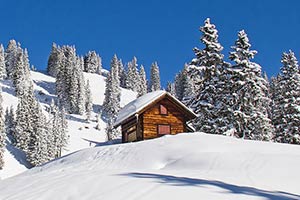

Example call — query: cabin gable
[142,98,186,140]
[116,91,197,143]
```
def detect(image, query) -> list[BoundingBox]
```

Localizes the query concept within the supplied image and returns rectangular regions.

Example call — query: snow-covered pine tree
[150,62,161,91]
[166,81,176,96]
[0,44,7,79]
[102,55,121,140]
[47,43,61,77]
[228,30,273,140]
[181,65,196,105]
[138,65,147,97]
[57,107,68,157]
[14,91,33,152]
[56,45,86,115]
[103,55,120,119]
[84,51,101,73]
[55,47,69,111]
[272,51,300,144]
[126,57,140,92]
[12,47,32,97]
[5,40,18,78]
[0,87,5,169]
[174,72,184,100]
[188,18,226,134]
[85,80,93,121]
[5,106,15,144]
[77,57,86,115]
[27,99,49,166]
[119,59,127,88]
[68,51,80,114]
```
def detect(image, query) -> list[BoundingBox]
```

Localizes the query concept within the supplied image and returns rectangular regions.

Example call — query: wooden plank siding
[120,93,196,143]
[142,98,187,140]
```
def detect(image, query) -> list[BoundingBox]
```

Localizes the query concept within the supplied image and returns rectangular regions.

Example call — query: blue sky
[0,0,299,86]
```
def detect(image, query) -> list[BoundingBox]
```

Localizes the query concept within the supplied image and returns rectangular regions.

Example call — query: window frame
[157,124,171,135]
[159,104,168,115]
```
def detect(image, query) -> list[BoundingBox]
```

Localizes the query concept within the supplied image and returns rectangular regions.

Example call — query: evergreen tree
[55,45,86,115]
[47,43,61,77]
[119,59,127,88]
[126,57,140,92]
[150,62,161,91]
[0,44,6,79]
[166,81,176,96]
[188,18,226,134]
[228,30,274,140]
[84,51,101,73]
[138,65,147,97]
[0,88,5,169]
[272,51,300,144]
[77,57,86,115]
[27,101,49,166]
[14,92,32,151]
[48,100,68,158]
[85,80,93,121]
[5,40,18,78]
[5,106,15,144]
[57,107,68,157]
[103,55,120,119]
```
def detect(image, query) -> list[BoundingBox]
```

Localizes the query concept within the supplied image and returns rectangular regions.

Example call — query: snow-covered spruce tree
[119,59,127,88]
[56,45,86,114]
[12,47,32,97]
[150,62,161,91]
[103,55,121,120]
[138,65,147,97]
[47,43,61,77]
[56,107,68,157]
[228,30,273,140]
[272,51,300,144]
[68,50,80,114]
[0,44,7,79]
[0,87,5,169]
[5,106,15,143]
[77,57,86,115]
[166,81,176,96]
[84,51,101,73]
[14,91,33,151]
[27,99,50,166]
[48,100,68,158]
[5,39,18,78]
[126,57,140,92]
[102,55,121,140]
[188,18,227,134]
[85,80,93,121]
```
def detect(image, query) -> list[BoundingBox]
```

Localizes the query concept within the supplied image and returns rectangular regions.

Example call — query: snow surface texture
[0,71,136,179]
[0,133,299,200]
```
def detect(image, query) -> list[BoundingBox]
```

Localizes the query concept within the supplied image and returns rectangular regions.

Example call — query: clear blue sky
[0,0,299,86]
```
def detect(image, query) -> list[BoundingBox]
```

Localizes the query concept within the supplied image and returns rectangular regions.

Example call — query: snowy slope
[0,133,299,200]
[0,71,136,179]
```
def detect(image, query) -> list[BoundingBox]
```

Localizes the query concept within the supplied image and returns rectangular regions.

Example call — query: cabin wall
[121,115,143,143]
[142,98,186,140]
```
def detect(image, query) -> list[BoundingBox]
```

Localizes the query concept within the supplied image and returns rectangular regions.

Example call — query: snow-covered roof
[114,90,196,127]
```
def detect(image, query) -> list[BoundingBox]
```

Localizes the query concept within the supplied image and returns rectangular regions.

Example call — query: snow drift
[0,133,299,200]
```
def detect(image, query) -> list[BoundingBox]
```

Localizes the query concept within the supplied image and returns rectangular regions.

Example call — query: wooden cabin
[114,91,197,143]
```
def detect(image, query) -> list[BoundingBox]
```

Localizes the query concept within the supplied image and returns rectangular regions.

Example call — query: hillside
[0,71,136,179]
[0,133,299,200]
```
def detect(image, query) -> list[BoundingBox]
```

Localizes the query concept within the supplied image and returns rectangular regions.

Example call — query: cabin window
[159,104,168,115]
[158,124,171,135]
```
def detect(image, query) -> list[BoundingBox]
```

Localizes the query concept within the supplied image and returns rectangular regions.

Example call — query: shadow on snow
[121,172,300,200]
